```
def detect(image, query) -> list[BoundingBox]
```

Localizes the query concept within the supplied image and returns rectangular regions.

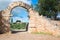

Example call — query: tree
[35,0,60,19]
[16,20,21,23]
[11,17,13,23]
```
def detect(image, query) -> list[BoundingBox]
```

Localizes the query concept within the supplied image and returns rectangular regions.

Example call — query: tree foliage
[35,0,60,19]
[16,20,21,23]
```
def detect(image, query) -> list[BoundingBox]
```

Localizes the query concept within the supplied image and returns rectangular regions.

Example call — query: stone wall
[28,8,60,36]
[0,1,60,36]
[0,10,10,34]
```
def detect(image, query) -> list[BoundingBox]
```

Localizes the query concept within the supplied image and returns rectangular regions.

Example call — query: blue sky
[0,0,38,22]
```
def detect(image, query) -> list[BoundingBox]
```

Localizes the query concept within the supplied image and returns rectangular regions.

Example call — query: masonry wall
[0,1,60,36]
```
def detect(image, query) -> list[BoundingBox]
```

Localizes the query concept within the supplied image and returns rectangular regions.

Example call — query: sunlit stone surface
[0,1,60,36]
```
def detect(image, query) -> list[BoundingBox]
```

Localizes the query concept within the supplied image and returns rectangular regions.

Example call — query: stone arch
[0,1,39,33]
[6,1,33,21]
[7,1,34,32]
[0,1,59,35]
[7,1,31,12]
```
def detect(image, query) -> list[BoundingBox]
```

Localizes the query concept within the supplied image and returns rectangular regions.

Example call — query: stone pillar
[0,10,10,34]
[28,8,37,33]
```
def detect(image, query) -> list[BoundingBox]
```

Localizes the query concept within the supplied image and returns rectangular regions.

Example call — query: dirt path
[0,32,60,40]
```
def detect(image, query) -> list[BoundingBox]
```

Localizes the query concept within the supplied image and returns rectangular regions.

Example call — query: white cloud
[12,17,29,22]
[11,0,31,5]
[0,0,32,10]
[12,17,21,22]
[0,0,32,5]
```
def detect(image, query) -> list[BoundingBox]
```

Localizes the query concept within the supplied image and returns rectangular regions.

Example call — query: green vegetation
[32,32,60,37]
[35,0,60,19]
[32,32,52,35]
[10,23,27,29]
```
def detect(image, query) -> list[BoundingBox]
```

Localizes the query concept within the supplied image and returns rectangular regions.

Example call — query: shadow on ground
[11,29,28,34]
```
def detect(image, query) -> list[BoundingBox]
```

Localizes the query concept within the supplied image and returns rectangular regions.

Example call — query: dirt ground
[0,32,60,40]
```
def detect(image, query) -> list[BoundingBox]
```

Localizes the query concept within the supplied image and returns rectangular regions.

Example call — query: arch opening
[10,6,29,32]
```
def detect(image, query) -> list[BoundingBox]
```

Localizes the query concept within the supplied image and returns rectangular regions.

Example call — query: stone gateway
[0,1,60,36]
[0,1,38,33]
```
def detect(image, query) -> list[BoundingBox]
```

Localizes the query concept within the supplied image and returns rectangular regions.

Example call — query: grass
[10,22,27,29]
[32,32,60,37]
[32,32,52,35]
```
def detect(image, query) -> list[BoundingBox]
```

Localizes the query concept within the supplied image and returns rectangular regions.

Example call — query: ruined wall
[0,10,10,34]
[28,8,60,36]
[0,1,60,36]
